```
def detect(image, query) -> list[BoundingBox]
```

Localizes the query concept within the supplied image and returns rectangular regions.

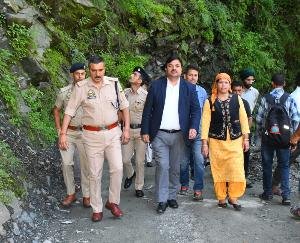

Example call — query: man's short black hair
[271,73,285,86]
[295,72,300,87]
[88,55,104,66]
[164,52,182,69]
[185,64,200,74]
[232,80,243,88]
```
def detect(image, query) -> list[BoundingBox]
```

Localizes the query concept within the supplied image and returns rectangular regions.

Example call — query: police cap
[70,63,86,73]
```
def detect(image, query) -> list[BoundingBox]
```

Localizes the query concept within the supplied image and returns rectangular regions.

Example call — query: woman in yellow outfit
[201,73,250,210]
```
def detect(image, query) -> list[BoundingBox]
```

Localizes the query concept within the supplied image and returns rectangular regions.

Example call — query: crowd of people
[53,53,300,222]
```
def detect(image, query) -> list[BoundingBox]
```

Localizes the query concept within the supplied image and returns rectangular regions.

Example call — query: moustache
[95,76,101,79]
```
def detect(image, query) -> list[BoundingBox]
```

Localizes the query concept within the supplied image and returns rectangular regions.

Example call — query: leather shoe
[83,197,91,208]
[124,172,136,189]
[156,202,168,214]
[135,190,144,198]
[61,194,76,207]
[92,212,103,222]
[105,201,123,218]
[167,199,179,208]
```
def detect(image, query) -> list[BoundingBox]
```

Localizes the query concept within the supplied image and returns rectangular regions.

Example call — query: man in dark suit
[141,53,201,214]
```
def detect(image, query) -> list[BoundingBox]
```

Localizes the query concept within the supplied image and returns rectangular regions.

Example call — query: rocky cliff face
[0,0,299,241]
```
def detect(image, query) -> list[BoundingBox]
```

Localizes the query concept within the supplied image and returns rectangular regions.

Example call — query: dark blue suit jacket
[141,77,201,142]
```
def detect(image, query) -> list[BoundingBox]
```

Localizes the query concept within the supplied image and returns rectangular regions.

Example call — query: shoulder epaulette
[105,76,119,82]
[140,88,148,95]
[124,88,131,93]
[59,84,72,93]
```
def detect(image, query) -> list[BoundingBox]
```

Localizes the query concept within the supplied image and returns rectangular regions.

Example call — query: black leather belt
[159,129,181,133]
[130,124,141,129]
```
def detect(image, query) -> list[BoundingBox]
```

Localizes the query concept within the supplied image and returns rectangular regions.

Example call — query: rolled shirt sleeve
[54,92,64,109]
[64,86,82,117]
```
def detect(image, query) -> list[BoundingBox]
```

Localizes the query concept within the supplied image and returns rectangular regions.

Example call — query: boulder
[9,196,22,220]
[29,22,51,60]
[20,57,50,86]
[3,0,28,13]
[73,0,94,8]
[6,6,39,27]
[0,27,10,49]
[0,203,10,236]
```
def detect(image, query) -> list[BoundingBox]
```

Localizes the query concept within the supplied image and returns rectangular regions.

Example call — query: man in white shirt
[240,68,259,114]
[240,68,259,188]
[141,53,201,214]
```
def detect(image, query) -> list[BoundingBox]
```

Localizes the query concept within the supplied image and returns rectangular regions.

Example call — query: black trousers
[244,134,251,178]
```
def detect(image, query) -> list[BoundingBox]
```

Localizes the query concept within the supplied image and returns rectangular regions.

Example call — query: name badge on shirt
[87,89,96,99]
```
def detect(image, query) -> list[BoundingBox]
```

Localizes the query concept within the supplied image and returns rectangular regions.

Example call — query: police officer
[59,55,130,222]
[122,67,150,197]
[53,63,90,208]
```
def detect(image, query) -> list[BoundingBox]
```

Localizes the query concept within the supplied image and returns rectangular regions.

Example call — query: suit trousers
[152,130,185,202]
[82,126,123,213]
[122,128,146,190]
[59,130,90,197]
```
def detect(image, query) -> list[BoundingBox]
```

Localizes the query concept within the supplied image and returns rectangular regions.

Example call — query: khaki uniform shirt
[65,76,129,126]
[124,87,148,125]
[55,84,83,127]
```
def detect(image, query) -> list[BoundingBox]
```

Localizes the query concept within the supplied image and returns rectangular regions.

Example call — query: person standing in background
[179,65,207,201]
[122,67,150,198]
[232,81,252,189]
[53,63,90,208]
[240,68,259,188]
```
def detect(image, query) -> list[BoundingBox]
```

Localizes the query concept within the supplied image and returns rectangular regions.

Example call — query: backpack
[262,92,291,148]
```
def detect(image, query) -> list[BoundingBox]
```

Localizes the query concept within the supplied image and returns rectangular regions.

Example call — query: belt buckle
[77,126,82,131]
[100,125,107,131]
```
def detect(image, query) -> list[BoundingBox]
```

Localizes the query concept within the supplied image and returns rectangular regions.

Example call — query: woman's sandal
[217,202,227,208]
[290,206,300,219]
[228,199,242,211]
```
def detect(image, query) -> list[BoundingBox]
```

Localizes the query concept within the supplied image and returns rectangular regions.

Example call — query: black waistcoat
[208,94,242,140]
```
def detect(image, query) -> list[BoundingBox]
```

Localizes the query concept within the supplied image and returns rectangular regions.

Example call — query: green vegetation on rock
[0,141,25,204]
[0,0,298,146]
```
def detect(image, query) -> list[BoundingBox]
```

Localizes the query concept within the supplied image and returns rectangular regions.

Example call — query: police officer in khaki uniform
[122,67,150,197]
[59,56,130,222]
[53,63,90,208]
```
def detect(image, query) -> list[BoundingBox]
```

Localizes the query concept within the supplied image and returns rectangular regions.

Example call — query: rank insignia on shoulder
[66,91,72,100]
[87,89,96,99]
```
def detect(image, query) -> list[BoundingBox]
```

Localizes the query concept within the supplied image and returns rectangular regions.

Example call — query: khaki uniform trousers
[122,128,147,190]
[59,130,90,197]
[82,126,123,213]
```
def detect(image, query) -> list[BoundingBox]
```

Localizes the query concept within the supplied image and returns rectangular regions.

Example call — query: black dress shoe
[135,190,144,197]
[124,172,136,189]
[156,202,168,214]
[167,199,179,208]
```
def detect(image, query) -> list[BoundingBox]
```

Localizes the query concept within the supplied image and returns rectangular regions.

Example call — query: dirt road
[40,163,300,243]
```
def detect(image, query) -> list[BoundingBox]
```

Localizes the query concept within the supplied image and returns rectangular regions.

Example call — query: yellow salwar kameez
[201,96,250,200]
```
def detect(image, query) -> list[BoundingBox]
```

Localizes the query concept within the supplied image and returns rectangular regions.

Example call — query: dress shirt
[160,78,180,130]
[241,86,259,113]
